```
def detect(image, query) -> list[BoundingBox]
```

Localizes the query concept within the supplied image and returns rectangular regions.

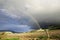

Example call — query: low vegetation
[50,34,60,39]
[4,38,19,40]
[38,35,48,40]
[0,29,60,40]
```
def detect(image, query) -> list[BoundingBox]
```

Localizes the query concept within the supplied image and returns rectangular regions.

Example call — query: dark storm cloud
[2,0,60,24]
[0,0,60,23]
[0,0,60,32]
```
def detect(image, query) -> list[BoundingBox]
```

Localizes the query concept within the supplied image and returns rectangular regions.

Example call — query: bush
[50,34,60,39]
[38,35,48,40]
[48,25,60,30]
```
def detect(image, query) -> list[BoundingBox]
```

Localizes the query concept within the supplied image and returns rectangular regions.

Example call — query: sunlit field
[0,29,60,40]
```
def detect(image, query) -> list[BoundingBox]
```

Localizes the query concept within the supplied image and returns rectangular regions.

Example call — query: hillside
[0,29,60,40]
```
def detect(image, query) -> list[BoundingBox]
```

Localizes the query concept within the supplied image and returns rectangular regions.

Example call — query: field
[0,29,60,40]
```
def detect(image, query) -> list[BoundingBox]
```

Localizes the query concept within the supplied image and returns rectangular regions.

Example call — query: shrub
[38,35,48,40]
[50,34,60,39]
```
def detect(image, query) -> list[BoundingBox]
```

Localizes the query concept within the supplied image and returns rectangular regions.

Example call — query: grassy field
[0,29,60,40]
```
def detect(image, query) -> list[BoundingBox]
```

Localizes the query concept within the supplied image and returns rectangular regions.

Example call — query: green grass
[4,38,19,40]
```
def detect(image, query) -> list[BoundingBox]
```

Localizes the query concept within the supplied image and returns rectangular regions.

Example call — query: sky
[0,9,39,32]
[0,0,60,32]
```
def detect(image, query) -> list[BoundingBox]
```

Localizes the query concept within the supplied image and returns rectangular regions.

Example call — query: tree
[48,24,60,30]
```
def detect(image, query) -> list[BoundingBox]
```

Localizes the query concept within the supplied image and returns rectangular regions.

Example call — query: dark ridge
[0,30,22,33]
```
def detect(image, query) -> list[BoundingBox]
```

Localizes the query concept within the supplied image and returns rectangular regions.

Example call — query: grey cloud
[0,0,60,29]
